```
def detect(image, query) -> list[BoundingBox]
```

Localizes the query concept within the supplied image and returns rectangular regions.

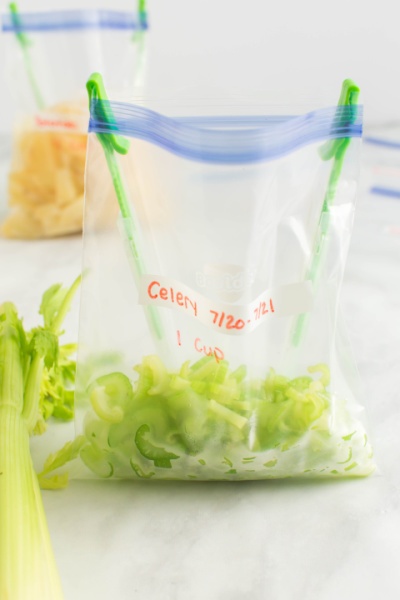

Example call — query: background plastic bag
[1,5,147,238]
[74,79,375,481]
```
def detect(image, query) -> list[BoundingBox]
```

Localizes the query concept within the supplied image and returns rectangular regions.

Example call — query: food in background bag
[2,103,87,238]
[1,5,148,238]
[70,75,374,481]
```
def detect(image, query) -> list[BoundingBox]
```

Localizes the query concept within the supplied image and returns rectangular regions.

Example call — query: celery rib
[0,279,80,598]
[0,406,63,599]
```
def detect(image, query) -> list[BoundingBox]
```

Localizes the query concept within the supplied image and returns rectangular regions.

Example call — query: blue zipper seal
[364,136,400,150]
[89,100,363,165]
[2,9,148,33]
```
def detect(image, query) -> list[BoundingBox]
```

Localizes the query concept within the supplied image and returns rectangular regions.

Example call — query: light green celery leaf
[0,302,29,376]
[43,370,72,412]
[0,303,27,349]
[37,349,76,426]
[38,473,70,490]
[51,391,74,421]
[39,284,68,330]
[39,435,87,477]
[30,328,58,369]
[39,276,81,335]
[33,415,47,436]
[58,344,77,386]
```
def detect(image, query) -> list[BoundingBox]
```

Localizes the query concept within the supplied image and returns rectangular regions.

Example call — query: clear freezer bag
[74,76,375,481]
[1,3,148,238]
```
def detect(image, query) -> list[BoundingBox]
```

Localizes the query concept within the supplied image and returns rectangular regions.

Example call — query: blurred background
[0,0,399,129]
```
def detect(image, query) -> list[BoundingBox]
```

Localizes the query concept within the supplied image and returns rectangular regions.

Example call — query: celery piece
[130,460,155,479]
[191,380,208,394]
[209,399,248,431]
[135,424,179,468]
[144,355,170,395]
[169,375,190,392]
[344,462,358,471]
[129,404,171,439]
[189,356,217,381]
[209,381,240,404]
[289,376,313,391]
[213,361,229,384]
[342,431,356,441]
[89,372,133,423]
[84,413,111,452]
[250,380,327,452]
[338,448,353,464]
[108,417,136,451]
[80,445,114,478]
[230,364,247,383]
[308,364,330,387]
[166,392,208,455]
[134,355,170,398]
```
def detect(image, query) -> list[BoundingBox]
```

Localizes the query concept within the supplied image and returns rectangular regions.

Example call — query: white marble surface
[1,137,400,599]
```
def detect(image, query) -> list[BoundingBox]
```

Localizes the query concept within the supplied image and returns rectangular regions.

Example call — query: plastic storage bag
[75,76,375,481]
[1,4,147,238]
[363,131,400,200]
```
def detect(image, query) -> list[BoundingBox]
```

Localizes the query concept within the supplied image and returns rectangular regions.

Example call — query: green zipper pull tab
[291,79,361,348]
[9,2,45,109]
[86,72,130,155]
[138,0,148,28]
[9,2,30,47]
[86,73,163,341]
[319,79,360,162]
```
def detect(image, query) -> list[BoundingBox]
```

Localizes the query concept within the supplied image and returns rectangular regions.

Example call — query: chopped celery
[51,353,374,482]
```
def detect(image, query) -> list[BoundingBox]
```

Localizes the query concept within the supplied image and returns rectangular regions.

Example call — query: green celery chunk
[135,424,179,468]
[89,372,133,423]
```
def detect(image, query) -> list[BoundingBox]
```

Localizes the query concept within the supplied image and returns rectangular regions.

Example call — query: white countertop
[1,138,400,600]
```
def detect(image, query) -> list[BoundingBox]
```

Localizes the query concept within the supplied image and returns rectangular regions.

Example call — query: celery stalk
[0,278,80,599]
[0,407,63,599]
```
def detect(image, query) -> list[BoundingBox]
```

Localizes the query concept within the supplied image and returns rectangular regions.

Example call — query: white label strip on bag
[138,275,313,336]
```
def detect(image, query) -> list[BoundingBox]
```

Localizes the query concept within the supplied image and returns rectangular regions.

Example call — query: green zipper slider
[86,73,163,341]
[319,79,360,162]
[9,2,45,109]
[9,2,30,47]
[138,0,147,28]
[86,72,130,155]
[291,79,360,348]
